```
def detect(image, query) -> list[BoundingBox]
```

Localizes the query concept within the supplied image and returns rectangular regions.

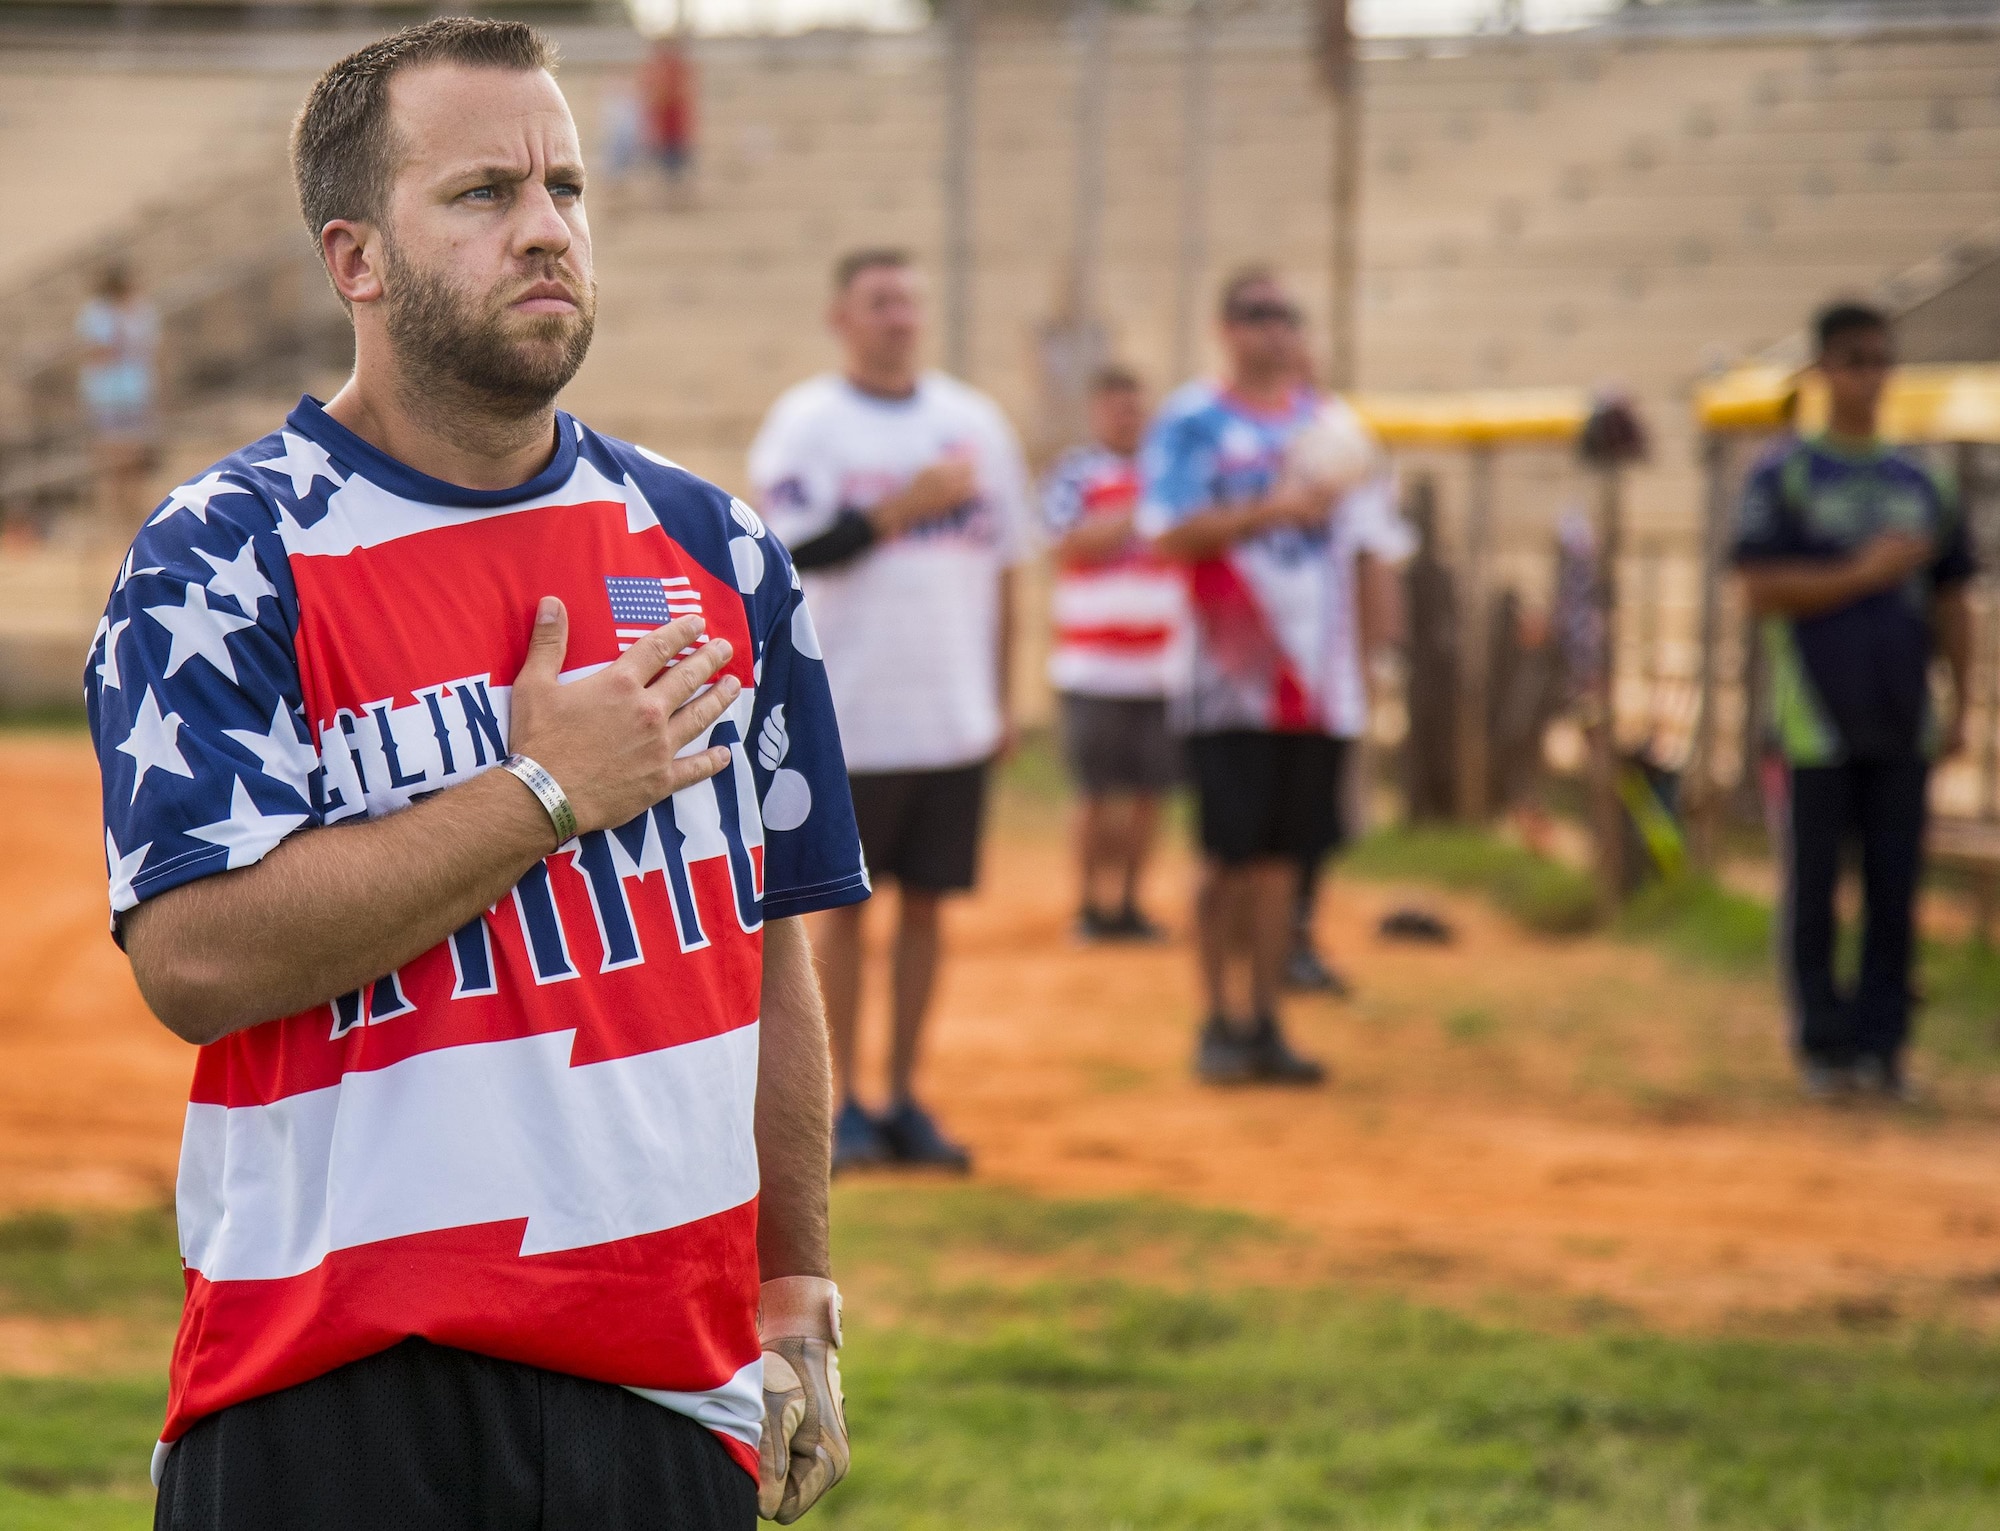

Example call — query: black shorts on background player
[1058,693,1181,794]
[1188,731,1349,865]
[848,762,990,891]
[154,1339,755,1531]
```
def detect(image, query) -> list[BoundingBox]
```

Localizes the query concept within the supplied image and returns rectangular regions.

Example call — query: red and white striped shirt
[1041,443,1186,698]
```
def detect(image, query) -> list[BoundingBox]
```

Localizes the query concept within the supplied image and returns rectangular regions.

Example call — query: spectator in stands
[1734,301,1974,1101]
[751,249,1036,1171]
[1042,365,1183,941]
[76,262,159,539]
[639,37,697,189]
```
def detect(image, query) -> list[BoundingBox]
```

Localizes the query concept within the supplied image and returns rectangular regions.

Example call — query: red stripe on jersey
[1079,475,1138,514]
[1053,622,1178,653]
[1186,556,1314,729]
[165,1202,761,1477]
[288,500,755,715]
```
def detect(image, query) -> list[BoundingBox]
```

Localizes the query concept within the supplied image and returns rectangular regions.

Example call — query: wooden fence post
[1455,444,1495,823]
[1590,462,1626,915]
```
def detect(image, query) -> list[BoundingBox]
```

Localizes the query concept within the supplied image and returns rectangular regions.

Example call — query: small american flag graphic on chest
[605,574,709,659]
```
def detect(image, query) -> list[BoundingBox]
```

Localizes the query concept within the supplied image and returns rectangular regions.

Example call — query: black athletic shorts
[1187,730,1351,867]
[154,1338,755,1531]
[1058,692,1181,794]
[848,761,990,892]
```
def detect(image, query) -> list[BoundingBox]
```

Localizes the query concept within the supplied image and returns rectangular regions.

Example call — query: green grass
[833,1184,1278,1277]
[1345,825,1602,936]
[827,1187,2000,1529]
[0,1209,181,1319]
[1914,939,2000,1073]
[7,1188,2000,1528]
[1445,1006,1500,1044]
[0,706,86,733]
[0,1211,181,1528]
[1346,824,2000,1077]
[0,1379,164,1524]
[834,1284,2000,1529]
[0,1215,182,1527]
[1615,875,1773,975]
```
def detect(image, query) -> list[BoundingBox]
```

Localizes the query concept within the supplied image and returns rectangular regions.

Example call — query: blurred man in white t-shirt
[751,249,1034,1171]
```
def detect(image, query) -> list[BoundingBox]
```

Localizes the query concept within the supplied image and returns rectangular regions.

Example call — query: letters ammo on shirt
[1732,434,1974,765]
[85,396,869,1485]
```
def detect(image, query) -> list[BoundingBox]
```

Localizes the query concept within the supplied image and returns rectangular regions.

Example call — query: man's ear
[321,220,386,306]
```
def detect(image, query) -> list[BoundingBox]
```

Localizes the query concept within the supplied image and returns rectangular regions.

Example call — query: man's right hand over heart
[506,598,740,837]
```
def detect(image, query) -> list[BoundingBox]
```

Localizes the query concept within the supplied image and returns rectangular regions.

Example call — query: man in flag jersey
[87,20,856,1529]
[1139,267,1357,1087]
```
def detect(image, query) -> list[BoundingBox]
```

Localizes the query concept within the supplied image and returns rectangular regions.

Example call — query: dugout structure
[1690,363,2000,931]
[1349,386,1644,906]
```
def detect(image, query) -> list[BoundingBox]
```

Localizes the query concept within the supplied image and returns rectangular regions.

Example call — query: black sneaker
[1798,1059,1855,1102]
[1283,944,1351,998]
[1075,906,1122,943]
[1195,1015,1258,1085]
[831,1098,890,1173]
[878,1098,973,1172]
[1853,1054,1919,1104]
[1246,1014,1328,1086]
[1114,905,1169,943]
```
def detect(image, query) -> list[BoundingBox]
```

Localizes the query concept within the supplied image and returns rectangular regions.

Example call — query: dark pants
[1783,758,1929,1067]
[155,1338,755,1531]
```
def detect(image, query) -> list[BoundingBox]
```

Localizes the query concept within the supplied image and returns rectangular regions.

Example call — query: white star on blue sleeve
[223,703,319,799]
[116,550,167,592]
[95,616,133,691]
[150,471,253,528]
[197,538,279,618]
[116,687,194,802]
[144,583,256,683]
[187,778,310,870]
[254,431,344,499]
[90,440,322,920]
[106,828,150,913]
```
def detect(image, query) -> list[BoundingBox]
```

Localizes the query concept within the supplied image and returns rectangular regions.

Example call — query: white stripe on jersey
[178,1022,760,1283]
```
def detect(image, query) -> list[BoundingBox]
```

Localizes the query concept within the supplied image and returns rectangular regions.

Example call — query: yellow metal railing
[1693,363,2000,443]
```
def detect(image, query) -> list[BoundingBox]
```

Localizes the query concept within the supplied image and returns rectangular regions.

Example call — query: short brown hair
[1217,264,1283,319]
[291,17,558,243]
[1091,364,1142,394]
[832,248,912,293]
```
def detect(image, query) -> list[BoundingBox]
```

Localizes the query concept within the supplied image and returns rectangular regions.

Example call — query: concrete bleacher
[3,1,1999,721]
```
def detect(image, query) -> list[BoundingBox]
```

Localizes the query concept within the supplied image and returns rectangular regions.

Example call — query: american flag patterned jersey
[85,396,869,1486]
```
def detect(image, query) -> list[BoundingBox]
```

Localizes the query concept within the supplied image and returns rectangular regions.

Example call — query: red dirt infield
[7,733,2000,1336]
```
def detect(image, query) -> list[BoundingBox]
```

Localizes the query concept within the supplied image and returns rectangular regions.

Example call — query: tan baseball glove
[757,1276,849,1524]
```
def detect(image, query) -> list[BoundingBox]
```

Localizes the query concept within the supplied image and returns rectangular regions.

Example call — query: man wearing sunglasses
[1137,268,1367,1085]
[1734,302,1973,1102]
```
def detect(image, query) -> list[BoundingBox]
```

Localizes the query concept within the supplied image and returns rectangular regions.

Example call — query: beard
[381,237,597,418]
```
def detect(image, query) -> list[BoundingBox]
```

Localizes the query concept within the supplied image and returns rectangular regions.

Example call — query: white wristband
[499,753,578,845]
